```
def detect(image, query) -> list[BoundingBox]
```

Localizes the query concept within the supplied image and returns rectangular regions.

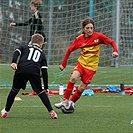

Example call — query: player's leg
[70,82,87,102]
[1,74,26,118]
[1,87,20,118]
[38,90,58,119]
[41,32,46,43]
[29,75,58,119]
[71,69,96,103]
[54,70,80,109]
[65,70,80,99]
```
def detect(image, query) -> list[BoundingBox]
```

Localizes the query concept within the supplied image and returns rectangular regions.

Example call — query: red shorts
[74,62,96,84]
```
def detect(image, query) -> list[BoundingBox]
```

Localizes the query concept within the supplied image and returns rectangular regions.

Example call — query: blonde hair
[30,0,42,9]
[31,33,44,45]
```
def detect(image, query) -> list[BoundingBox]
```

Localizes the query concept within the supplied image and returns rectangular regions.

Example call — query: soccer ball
[61,100,76,114]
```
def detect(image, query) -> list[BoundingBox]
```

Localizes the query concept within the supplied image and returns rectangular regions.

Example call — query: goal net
[0,0,133,88]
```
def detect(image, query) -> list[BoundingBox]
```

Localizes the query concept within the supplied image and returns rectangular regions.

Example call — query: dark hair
[79,17,95,34]
[82,17,95,29]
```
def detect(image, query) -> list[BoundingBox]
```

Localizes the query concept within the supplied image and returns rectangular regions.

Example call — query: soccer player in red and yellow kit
[54,17,118,109]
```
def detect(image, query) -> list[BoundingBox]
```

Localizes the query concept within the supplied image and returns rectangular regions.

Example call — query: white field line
[12,105,112,108]
[95,95,124,97]
[13,105,44,108]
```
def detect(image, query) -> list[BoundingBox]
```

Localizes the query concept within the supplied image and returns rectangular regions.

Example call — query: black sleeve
[16,18,32,26]
[12,45,24,63]
[12,50,21,63]
[41,68,48,89]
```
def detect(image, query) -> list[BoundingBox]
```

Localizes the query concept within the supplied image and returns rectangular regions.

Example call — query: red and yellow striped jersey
[62,32,118,71]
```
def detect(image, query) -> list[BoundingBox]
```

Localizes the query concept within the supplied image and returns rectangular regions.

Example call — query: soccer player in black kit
[1,34,58,119]
[10,0,46,42]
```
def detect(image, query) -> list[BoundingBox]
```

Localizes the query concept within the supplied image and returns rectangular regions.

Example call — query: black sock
[5,89,18,112]
[38,92,53,112]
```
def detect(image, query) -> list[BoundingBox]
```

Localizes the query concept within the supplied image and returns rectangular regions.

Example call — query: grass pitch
[1,64,133,87]
[0,64,133,132]
[0,88,133,133]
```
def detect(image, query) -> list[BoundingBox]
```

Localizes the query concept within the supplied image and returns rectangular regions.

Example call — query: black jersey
[12,43,48,76]
[15,11,46,41]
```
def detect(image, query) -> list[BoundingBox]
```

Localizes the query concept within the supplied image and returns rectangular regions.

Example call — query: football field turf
[0,89,133,133]
[1,64,133,87]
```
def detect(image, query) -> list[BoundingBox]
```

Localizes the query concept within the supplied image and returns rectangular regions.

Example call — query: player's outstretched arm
[11,63,17,70]
[10,22,16,26]
[41,68,48,89]
[59,64,65,71]
[112,52,118,58]
[43,89,49,95]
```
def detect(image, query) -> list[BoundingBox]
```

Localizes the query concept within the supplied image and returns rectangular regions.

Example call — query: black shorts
[12,73,43,93]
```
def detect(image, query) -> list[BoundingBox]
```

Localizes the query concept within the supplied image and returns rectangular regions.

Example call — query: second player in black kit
[1,34,58,119]
[10,0,46,42]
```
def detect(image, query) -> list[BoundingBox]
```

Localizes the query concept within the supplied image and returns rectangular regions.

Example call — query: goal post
[0,0,133,88]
